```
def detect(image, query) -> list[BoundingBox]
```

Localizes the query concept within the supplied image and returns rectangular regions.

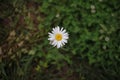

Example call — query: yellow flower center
[55,33,62,41]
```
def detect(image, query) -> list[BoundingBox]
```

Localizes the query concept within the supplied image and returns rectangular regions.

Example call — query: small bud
[103,45,106,50]
[56,13,60,18]
[91,9,96,13]
[105,37,110,42]
[91,5,95,10]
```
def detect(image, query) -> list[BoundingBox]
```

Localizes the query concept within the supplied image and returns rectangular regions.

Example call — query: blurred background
[0,0,120,80]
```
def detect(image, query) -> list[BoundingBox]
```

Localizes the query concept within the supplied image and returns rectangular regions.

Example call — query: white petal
[62,30,66,33]
[52,40,57,46]
[61,27,63,32]
[51,41,55,45]
[48,32,52,35]
[63,33,68,36]
[57,26,60,32]
[63,39,67,43]
[62,41,65,45]
[63,36,69,39]
[56,42,61,48]
[48,38,53,40]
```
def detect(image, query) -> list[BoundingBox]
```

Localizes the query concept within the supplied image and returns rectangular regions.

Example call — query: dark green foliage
[0,0,120,80]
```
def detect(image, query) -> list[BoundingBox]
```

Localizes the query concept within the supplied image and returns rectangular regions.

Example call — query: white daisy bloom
[48,26,69,48]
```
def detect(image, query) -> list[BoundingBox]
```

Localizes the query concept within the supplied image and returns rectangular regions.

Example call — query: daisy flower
[48,26,69,48]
